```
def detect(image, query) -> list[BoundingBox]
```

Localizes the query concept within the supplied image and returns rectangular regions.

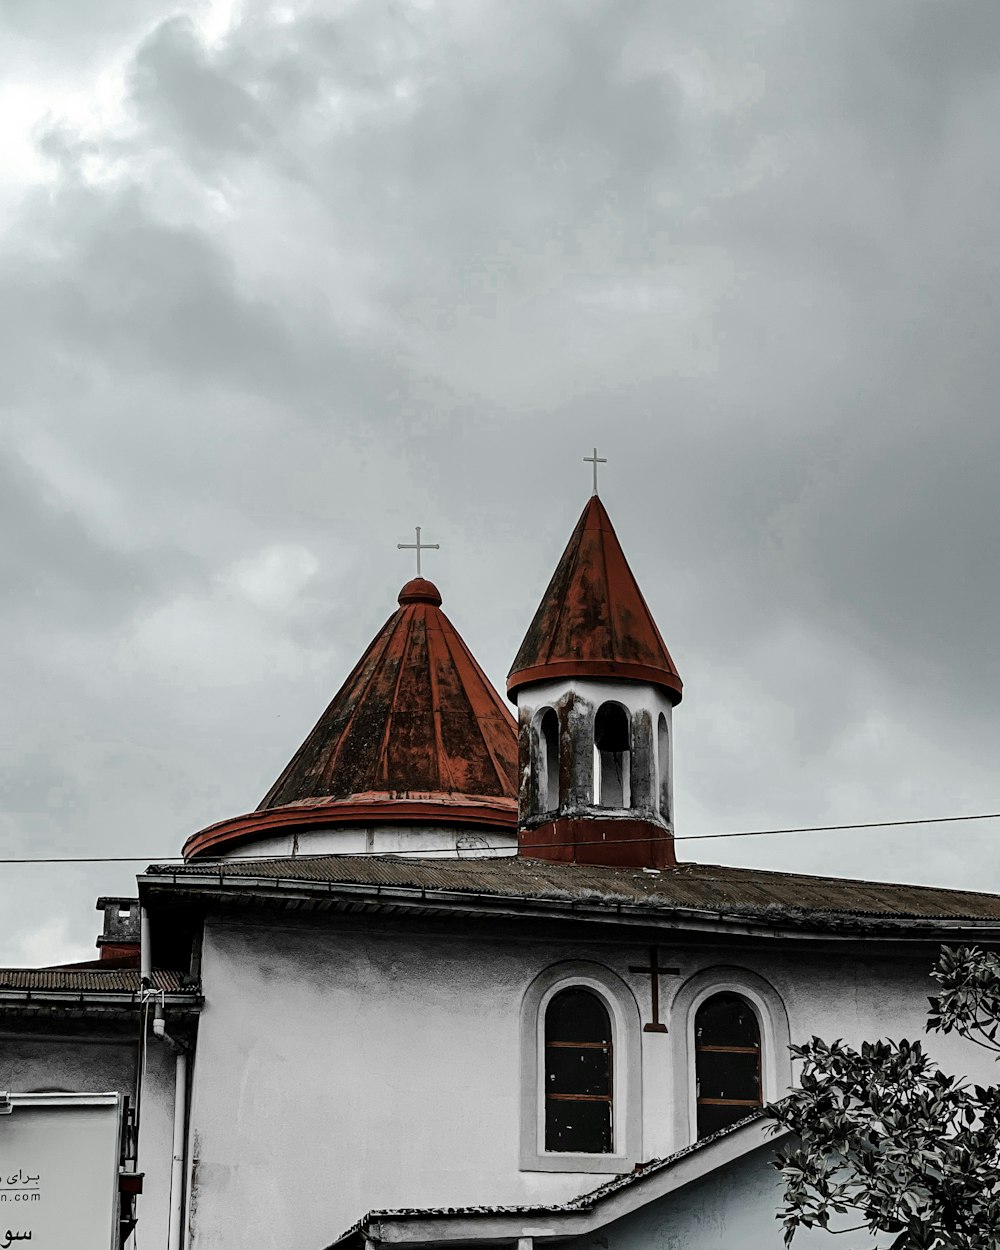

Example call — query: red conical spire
[507,496,682,703]
[260,577,517,806]
[183,579,518,859]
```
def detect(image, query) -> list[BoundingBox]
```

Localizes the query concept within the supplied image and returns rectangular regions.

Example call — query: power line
[0,809,999,866]
[681,810,1000,842]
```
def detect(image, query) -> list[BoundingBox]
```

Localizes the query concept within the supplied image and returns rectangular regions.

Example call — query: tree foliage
[771,945,1000,1249]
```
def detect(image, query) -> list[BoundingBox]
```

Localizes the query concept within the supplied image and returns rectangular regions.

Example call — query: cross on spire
[397,526,440,578]
[583,446,607,495]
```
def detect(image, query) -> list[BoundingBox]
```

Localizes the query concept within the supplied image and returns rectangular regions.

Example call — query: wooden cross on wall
[629,947,680,1033]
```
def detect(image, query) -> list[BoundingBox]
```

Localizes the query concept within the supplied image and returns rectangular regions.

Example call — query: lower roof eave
[0,989,203,1016]
[328,1116,787,1250]
[137,871,1000,943]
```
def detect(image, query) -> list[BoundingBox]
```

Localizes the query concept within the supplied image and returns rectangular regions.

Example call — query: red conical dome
[507,496,682,703]
[183,580,518,859]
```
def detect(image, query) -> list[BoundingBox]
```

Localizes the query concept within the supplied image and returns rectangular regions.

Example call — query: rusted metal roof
[0,968,185,993]
[145,853,1000,927]
[184,578,518,858]
[507,496,683,702]
[260,577,517,806]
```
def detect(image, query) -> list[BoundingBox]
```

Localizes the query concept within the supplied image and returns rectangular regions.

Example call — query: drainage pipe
[167,1047,188,1250]
[140,907,152,985]
[154,1017,188,1250]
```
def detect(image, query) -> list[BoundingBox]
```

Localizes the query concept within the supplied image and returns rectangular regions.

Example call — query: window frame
[520,962,642,1173]
[667,966,791,1153]
[694,992,763,1137]
[544,987,614,1153]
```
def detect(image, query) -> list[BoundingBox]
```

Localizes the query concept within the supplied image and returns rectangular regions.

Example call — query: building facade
[2,494,999,1249]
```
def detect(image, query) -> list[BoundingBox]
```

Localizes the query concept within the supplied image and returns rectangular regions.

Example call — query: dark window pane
[695,1051,760,1103]
[695,994,760,1048]
[546,1046,611,1096]
[544,989,614,1153]
[545,1098,612,1153]
[694,993,763,1140]
[545,989,611,1045]
[697,1101,754,1139]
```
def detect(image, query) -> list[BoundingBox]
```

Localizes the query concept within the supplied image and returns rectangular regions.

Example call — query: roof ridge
[424,606,455,792]
[597,498,617,662]
[437,610,508,797]
[257,606,400,809]
[373,603,420,789]
[559,501,593,665]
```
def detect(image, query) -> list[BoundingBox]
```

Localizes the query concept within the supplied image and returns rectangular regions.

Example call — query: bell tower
[507,494,682,869]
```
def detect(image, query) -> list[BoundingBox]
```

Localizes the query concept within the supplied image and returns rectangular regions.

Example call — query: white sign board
[0,1092,121,1250]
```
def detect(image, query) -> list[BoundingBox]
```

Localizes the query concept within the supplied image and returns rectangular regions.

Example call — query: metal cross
[397,526,440,578]
[583,446,607,495]
[628,947,680,1034]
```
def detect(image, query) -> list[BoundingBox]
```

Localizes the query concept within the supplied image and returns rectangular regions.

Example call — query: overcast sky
[2,0,999,964]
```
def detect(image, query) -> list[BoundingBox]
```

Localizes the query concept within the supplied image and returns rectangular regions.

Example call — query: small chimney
[95,897,140,962]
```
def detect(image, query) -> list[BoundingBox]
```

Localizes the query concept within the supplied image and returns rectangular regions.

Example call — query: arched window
[695,993,762,1138]
[594,702,630,808]
[538,708,559,812]
[544,987,613,1153]
[657,713,670,822]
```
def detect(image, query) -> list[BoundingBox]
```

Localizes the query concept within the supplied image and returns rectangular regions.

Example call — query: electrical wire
[1,809,999,865]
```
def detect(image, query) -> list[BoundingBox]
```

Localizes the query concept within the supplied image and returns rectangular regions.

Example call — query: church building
[3,489,1000,1250]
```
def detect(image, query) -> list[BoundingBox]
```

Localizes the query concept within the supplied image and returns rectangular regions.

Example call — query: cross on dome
[583,446,607,495]
[397,526,440,578]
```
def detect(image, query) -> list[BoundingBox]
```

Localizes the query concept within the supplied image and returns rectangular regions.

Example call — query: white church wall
[568,1141,894,1250]
[653,942,997,1157]
[185,916,632,1250]
[217,825,517,859]
[137,1036,181,1248]
[0,1030,177,1247]
[181,909,996,1250]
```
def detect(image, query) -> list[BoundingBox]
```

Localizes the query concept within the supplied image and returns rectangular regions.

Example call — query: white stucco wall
[183,910,995,1250]
[0,1030,177,1247]
[569,1141,894,1250]
[219,825,517,859]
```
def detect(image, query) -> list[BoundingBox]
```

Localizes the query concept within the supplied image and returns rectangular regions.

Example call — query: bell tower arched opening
[657,713,671,823]
[533,707,560,814]
[594,702,631,809]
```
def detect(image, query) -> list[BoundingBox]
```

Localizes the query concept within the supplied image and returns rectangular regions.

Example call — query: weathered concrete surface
[183,910,993,1250]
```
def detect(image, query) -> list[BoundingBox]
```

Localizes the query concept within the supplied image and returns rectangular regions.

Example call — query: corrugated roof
[144,853,1000,924]
[261,578,517,808]
[184,578,518,858]
[508,496,682,702]
[0,968,186,993]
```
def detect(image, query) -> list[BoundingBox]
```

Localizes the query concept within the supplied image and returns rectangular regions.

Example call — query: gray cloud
[2,0,1000,962]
